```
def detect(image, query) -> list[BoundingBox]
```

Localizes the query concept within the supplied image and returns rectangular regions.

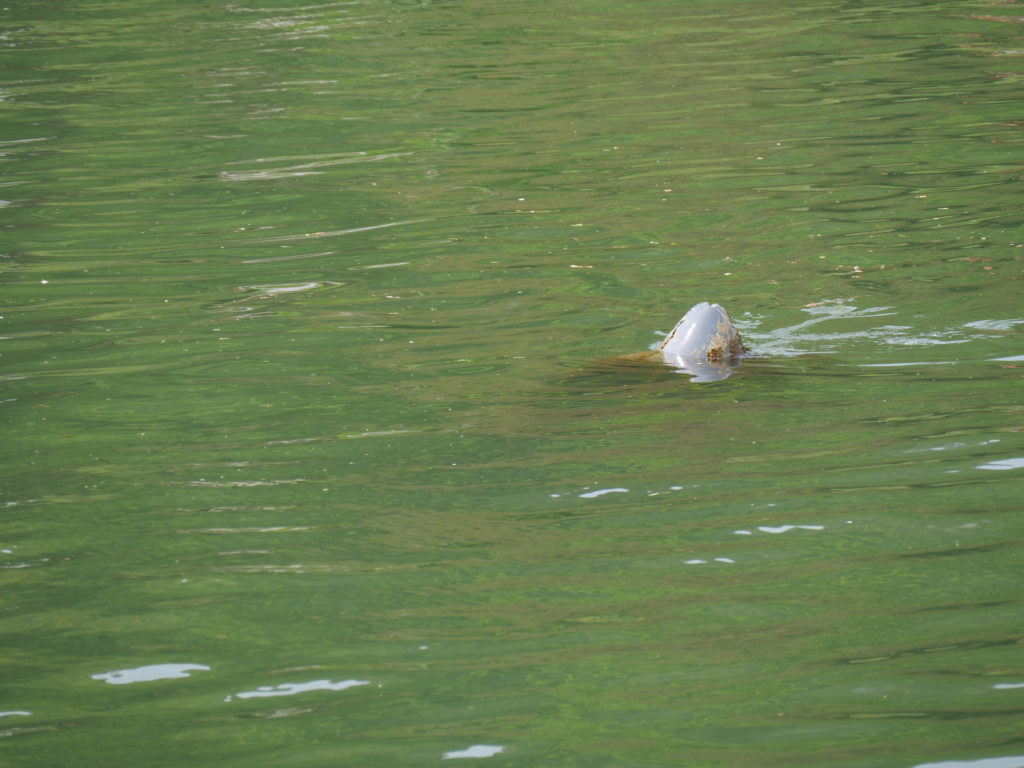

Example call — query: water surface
[2,0,1023,766]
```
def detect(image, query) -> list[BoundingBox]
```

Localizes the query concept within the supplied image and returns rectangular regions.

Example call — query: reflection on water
[976,458,1024,471]
[662,354,742,382]
[228,679,370,701]
[91,664,211,685]
[734,524,826,534]
[443,745,505,760]
[577,487,629,499]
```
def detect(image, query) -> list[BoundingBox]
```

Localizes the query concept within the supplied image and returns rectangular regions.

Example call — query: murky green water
[2,0,1023,766]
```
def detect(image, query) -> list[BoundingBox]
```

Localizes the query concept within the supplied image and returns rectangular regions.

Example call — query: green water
[2,0,1023,766]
